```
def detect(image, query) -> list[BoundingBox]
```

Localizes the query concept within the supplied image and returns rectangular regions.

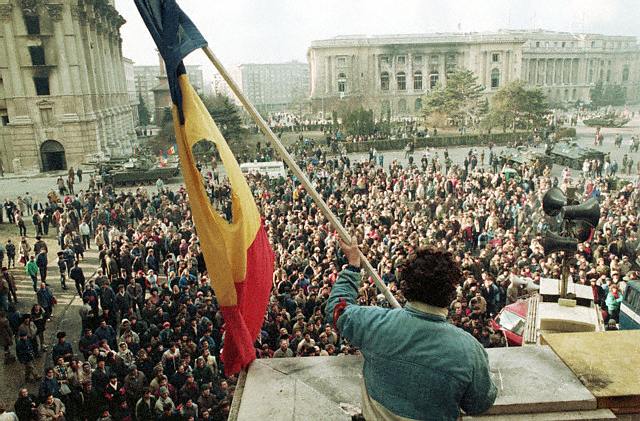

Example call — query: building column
[70,6,93,119]
[481,52,487,86]
[0,3,29,118]
[46,3,77,116]
[505,51,510,84]
[568,58,574,85]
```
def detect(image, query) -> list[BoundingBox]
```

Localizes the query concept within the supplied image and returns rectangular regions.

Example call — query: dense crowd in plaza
[0,137,637,420]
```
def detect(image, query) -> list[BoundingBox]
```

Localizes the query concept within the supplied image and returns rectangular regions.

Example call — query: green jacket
[26,260,39,277]
[326,269,497,420]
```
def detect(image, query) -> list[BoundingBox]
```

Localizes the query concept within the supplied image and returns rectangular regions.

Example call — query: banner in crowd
[134,0,274,375]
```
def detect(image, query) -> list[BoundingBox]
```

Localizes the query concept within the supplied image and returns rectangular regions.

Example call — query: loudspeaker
[563,198,600,228]
[543,187,567,217]
[542,231,578,255]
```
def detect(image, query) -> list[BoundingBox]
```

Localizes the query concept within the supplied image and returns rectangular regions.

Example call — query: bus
[239,161,286,178]
[620,281,640,330]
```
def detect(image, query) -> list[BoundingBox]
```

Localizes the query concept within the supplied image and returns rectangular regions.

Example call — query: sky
[115,0,640,71]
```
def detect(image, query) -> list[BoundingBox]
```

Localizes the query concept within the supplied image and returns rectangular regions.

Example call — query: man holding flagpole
[327,238,497,420]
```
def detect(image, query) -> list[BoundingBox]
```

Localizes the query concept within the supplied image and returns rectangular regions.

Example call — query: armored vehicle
[102,157,180,186]
[583,114,630,128]
[549,141,604,169]
[501,146,553,174]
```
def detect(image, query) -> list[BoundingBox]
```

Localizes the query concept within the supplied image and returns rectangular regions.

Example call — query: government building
[0,0,135,173]
[308,30,640,119]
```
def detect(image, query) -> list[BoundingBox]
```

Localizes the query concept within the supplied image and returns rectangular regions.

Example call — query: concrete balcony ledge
[230,335,640,420]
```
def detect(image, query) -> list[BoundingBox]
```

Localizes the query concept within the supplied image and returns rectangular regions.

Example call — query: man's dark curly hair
[399,248,462,308]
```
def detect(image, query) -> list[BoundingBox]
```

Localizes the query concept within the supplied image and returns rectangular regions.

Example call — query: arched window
[622,66,629,82]
[398,99,407,113]
[396,72,406,91]
[491,68,500,88]
[413,71,423,90]
[337,73,346,93]
[415,98,422,111]
[429,71,439,89]
[381,72,390,91]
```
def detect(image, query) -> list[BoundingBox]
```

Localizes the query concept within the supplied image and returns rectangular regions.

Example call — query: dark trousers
[30,275,38,292]
[39,267,47,283]
[18,223,26,236]
[82,235,90,249]
[74,278,85,296]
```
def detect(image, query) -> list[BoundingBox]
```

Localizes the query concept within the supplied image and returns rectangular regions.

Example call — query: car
[490,300,528,346]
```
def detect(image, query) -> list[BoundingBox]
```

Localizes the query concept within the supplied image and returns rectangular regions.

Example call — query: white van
[239,161,286,178]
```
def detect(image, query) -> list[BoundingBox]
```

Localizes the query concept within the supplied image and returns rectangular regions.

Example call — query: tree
[138,94,151,126]
[343,107,375,136]
[200,94,246,142]
[486,81,549,132]
[590,81,627,107]
[422,69,485,128]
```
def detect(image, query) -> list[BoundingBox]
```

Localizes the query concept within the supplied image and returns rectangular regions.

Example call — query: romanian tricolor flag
[135,0,274,375]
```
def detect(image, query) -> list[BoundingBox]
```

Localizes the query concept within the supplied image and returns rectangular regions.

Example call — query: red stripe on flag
[220,222,274,375]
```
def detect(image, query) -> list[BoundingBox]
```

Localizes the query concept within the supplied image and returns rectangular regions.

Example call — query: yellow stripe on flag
[171,75,261,307]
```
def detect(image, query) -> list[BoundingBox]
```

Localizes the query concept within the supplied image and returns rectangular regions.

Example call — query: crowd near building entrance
[40,139,67,171]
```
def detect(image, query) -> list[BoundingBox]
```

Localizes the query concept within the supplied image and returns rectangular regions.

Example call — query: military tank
[102,156,180,186]
[549,141,604,169]
[583,114,630,128]
[501,146,553,173]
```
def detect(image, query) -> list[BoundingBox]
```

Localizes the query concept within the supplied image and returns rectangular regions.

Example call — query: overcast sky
[115,0,640,70]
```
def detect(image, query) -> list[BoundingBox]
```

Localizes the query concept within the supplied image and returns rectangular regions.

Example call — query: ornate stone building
[0,0,135,173]
[308,30,640,119]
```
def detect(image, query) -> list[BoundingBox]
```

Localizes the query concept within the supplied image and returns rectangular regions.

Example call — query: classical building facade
[308,30,640,118]
[238,61,309,114]
[0,0,135,173]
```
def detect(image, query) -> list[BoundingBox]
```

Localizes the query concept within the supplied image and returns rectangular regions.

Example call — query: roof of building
[310,29,637,49]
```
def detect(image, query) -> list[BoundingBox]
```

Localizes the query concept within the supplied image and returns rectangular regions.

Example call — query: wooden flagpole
[202,46,400,309]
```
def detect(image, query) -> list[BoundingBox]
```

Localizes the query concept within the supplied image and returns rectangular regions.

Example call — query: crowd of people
[0,135,637,420]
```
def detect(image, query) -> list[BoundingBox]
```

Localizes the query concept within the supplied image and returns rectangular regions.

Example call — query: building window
[33,77,50,95]
[492,53,500,63]
[588,68,594,83]
[380,72,390,91]
[336,57,346,66]
[535,41,540,47]
[337,73,346,93]
[380,56,390,65]
[622,66,629,82]
[429,72,439,88]
[28,46,45,66]
[398,99,406,113]
[606,69,611,82]
[572,88,577,100]
[413,55,423,65]
[591,41,596,48]
[491,68,500,88]
[561,41,566,47]
[397,56,406,65]
[24,15,40,35]
[413,71,423,90]
[396,72,406,90]
[0,109,8,126]
[415,98,422,112]
[40,108,54,125]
